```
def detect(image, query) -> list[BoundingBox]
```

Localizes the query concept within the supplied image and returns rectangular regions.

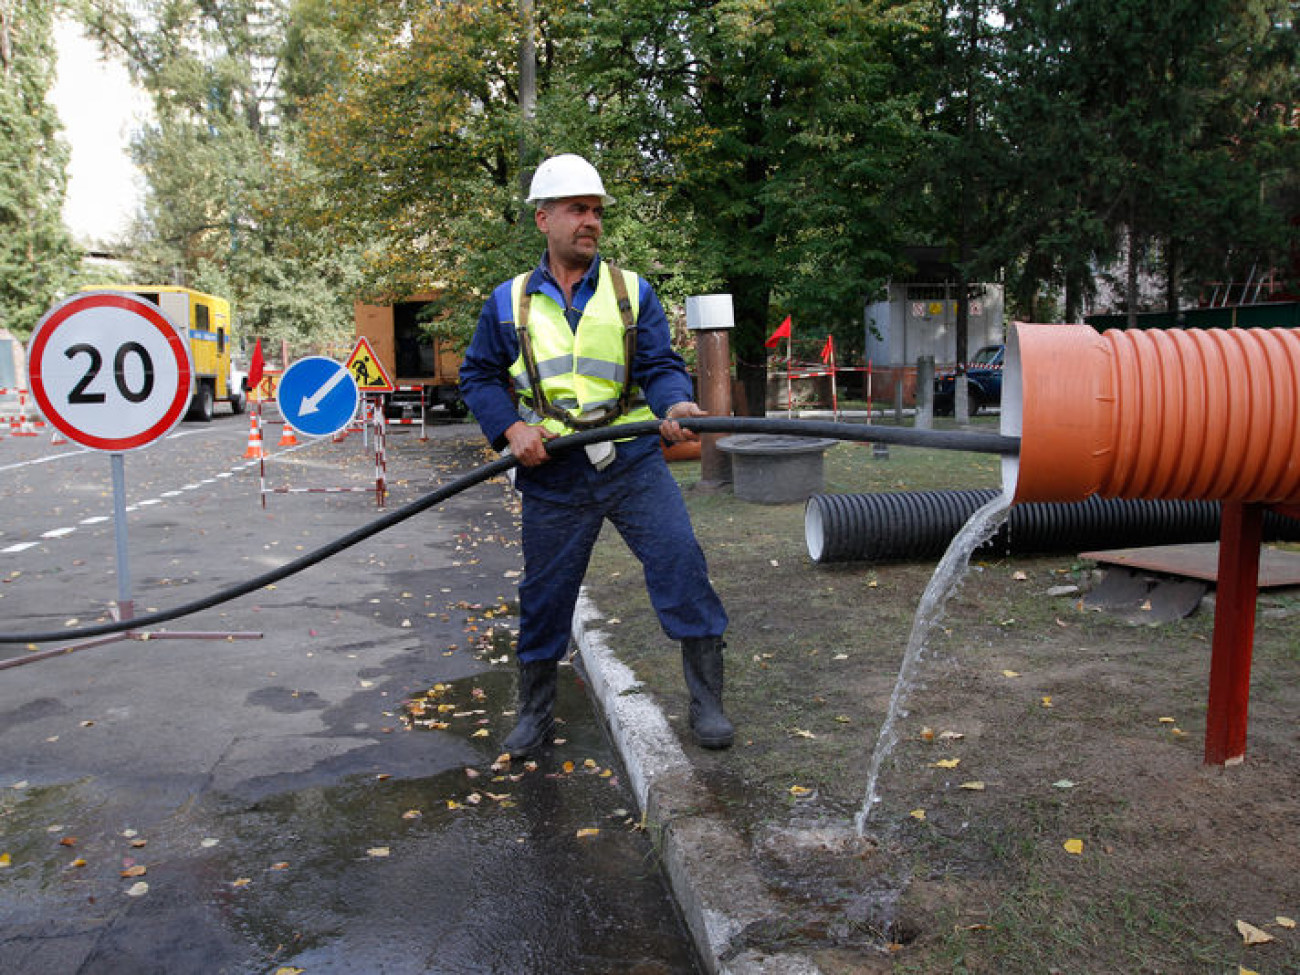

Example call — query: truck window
[393,302,436,378]
[196,303,211,332]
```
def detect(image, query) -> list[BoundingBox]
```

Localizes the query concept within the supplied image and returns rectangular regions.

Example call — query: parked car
[933,343,1004,415]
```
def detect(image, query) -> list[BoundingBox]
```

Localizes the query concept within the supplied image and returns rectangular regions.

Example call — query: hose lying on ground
[0,417,1017,657]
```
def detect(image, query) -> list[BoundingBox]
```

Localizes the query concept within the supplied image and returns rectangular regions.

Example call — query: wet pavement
[0,414,697,973]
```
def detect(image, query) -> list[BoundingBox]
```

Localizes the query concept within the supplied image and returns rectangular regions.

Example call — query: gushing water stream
[855,493,1012,836]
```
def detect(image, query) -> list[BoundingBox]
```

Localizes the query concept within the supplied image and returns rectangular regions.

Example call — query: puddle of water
[855,493,1011,836]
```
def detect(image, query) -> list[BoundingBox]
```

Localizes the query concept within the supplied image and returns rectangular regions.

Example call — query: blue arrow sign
[277,356,360,438]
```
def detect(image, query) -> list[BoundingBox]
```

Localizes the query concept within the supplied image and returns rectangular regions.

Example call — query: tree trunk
[1165,235,1180,318]
[1126,226,1140,329]
[730,274,772,417]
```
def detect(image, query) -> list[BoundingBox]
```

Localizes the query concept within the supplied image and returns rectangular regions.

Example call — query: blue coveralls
[459,253,729,664]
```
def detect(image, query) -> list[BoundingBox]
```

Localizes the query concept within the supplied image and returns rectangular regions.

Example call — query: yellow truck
[82,285,248,421]
[353,293,465,419]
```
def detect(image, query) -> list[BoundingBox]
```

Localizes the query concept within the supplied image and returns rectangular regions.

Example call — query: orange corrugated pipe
[1002,322,1300,505]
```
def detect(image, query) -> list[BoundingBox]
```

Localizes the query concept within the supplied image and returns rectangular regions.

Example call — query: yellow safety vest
[508,262,657,437]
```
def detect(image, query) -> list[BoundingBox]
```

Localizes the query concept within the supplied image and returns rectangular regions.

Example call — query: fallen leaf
[274,968,306,975]
[270,861,289,871]
[470,729,490,738]
[1041,696,1053,708]
[59,837,78,847]
[0,853,11,868]
[125,881,149,897]
[788,785,813,797]
[1012,570,1028,581]
[960,781,986,791]
[1063,838,1084,855]
[938,730,965,741]
[402,809,422,820]
[367,847,390,858]
[930,758,961,769]
[231,877,252,888]
[1277,916,1297,929]
[919,727,935,741]
[562,760,575,774]
[1053,779,1077,789]
[1158,716,1176,724]
[576,828,600,838]
[120,865,147,878]
[1236,920,1274,945]
[790,729,816,739]
[909,809,926,821]
[70,858,87,868]
[1001,670,1021,678]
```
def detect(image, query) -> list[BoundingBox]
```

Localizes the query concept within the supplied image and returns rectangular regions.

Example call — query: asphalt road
[0,410,697,974]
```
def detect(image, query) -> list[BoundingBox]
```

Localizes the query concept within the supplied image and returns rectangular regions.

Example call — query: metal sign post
[26,292,261,653]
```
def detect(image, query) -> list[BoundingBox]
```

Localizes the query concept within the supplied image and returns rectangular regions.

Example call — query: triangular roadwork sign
[345,337,395,392]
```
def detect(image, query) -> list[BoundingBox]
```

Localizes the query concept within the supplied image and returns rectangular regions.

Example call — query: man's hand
[504,421,554,466]
[661,401,706,443]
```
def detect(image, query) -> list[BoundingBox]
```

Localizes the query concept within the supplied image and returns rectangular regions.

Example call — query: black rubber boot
[502,659,558,757]
[681,637,735,749]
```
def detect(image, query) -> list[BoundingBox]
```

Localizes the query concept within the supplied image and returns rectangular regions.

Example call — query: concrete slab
[1081,541,1300,587]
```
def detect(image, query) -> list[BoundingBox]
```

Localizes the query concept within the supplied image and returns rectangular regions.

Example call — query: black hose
[806,490,1300,563]
[0,418,1017,649]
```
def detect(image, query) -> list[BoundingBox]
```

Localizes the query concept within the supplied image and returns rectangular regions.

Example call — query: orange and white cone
[50,426,66,445]
[243,411,266,458]
[277,423,298,447]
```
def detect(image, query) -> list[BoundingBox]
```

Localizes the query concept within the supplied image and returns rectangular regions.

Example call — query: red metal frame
[1204,501,1265,765]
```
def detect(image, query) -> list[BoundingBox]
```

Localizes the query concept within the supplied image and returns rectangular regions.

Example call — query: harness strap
[515,262,640,431]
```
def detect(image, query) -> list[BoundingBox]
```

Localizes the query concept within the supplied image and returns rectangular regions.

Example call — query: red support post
[1203,500,1265,766]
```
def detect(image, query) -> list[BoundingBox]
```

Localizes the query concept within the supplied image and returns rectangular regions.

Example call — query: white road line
[0,449,90,473]
[1,542,40,553]
[80,516,110,525]
[41,527,76,539]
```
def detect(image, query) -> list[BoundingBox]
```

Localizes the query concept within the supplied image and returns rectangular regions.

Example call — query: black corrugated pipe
[805,490,1300,564]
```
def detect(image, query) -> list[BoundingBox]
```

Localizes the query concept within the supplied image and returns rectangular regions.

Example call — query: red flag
[819,334,835,364]
[764,315,792,349]
[248,338,265,390]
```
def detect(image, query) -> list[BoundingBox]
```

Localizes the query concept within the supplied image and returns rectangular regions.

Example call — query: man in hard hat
[459,153,733,757]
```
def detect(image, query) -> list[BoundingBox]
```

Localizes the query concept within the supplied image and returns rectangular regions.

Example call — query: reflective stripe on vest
[508,263,656,437]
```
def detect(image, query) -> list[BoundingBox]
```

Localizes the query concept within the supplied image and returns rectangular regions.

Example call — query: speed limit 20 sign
[28,291,194,452]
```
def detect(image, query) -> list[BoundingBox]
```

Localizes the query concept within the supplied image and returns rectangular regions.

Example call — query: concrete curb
[573,589,823,975]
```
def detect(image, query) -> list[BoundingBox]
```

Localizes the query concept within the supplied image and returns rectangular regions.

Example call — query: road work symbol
[345,337,395,392]
[277,356,360,438]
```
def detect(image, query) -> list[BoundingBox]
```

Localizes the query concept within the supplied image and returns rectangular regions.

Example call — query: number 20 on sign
[28,292,195,452]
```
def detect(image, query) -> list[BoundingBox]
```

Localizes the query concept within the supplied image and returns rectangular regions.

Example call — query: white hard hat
[526,154,614,206]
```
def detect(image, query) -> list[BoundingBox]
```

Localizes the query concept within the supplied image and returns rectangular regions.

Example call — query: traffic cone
[243,411,266,458]
[277,423,298,447]
[50,426,66,445]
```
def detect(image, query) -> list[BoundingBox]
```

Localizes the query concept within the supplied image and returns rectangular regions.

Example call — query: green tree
[569,0,930,411]
[72,0,359,348]
[992,0,1299,321]
[0,0,80,338]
